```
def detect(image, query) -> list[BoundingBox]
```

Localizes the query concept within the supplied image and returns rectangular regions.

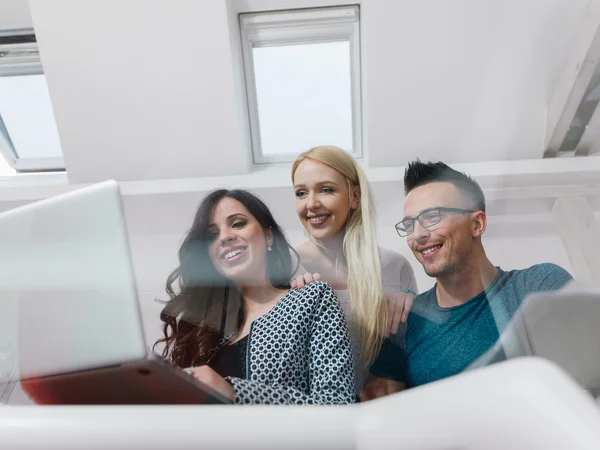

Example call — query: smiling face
[403,182,482,279]
[207,197,272,285]
[293,158,359,241]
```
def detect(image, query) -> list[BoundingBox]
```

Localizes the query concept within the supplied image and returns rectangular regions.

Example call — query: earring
[267,246,272,252]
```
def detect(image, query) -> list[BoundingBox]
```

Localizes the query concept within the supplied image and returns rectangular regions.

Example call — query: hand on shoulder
[384,290,415,335]
[291,272,322,289]
[292,241,325,289]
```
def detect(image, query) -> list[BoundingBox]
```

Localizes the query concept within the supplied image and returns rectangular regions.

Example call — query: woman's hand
[359,376,406,402]
[291,272,322,289]
[185,365,236,402]
[385,291,415,336]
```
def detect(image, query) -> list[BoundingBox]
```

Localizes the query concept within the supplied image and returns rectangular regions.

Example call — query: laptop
[0,180,231,405]
[467,284,600,395]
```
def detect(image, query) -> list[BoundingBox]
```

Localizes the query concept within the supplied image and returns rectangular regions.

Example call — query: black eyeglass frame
[395,207,477,237]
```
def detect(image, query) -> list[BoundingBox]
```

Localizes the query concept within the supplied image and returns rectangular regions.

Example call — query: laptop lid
[467,284,600,391]
[0,181,147,379]
[514,285,600,390]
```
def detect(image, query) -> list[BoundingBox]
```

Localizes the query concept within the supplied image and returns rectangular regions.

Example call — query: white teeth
[224,249,244,260]
[309,215,328,223]
[422,245,441,255]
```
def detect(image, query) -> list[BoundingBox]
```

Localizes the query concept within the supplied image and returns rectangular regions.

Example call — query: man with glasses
[366,160,572,394]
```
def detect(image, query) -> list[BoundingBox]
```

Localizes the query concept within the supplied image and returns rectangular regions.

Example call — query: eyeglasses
[395,207,476,237]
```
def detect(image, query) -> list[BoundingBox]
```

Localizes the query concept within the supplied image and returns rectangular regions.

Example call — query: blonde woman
[291,146,418,397]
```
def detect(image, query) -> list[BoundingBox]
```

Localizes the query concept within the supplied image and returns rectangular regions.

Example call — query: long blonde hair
[291,146,387,368]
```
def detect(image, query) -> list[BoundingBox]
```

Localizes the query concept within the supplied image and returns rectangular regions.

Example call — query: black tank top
[210,335,249,379]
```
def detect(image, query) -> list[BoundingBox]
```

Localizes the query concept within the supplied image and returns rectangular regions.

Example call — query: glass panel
[0,74,62,159]
[252,41,353,156]
[559,62,600,152]
[0,155,16,176]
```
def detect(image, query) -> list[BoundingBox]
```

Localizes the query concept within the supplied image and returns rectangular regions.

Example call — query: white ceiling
[0,155,598,236]
[0,0,582,182]
[0,0,32,30]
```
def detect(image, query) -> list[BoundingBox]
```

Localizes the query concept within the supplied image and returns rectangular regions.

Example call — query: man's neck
[435,256,498,308]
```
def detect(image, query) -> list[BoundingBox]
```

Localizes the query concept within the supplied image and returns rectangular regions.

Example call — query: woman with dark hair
[155,189,355,404]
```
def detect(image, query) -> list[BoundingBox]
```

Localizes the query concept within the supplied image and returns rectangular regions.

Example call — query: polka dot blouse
[225,281,355,405]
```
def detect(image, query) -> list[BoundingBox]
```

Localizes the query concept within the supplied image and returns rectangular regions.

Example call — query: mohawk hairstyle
[404,160,486,212]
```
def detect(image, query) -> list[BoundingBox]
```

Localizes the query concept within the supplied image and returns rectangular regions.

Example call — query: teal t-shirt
[371,263,573,387]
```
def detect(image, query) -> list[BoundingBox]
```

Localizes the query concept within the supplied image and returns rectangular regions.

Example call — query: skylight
[240,6,362,164]
[0,30,64,174]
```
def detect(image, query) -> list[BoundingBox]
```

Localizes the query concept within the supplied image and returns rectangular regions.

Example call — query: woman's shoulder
[294,241,327,275]
[377,247,417,291]
[287,281,339,310]
[291,280,334,298]
[295,241,319,261]
[378,246,412,269]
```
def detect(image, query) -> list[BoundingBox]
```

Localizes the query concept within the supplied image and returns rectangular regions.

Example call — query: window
[0,30,64,174]
[240,6,362,164]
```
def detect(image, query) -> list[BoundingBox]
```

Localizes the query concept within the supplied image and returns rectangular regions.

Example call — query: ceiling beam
[545,0,600,157]
[1,157,599,202]
[574,96,600,155]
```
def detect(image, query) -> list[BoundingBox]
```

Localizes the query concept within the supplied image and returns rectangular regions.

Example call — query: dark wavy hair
[154,189,299,368]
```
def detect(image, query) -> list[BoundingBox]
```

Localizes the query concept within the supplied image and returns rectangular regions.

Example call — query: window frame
[239,5,363,164]
[0,30,65,173]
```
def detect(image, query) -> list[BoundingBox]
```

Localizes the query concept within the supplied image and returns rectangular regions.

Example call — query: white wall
[16,0,594,183]
[0,0,33,30]
[360,0,590,167]
[28,0,251,182]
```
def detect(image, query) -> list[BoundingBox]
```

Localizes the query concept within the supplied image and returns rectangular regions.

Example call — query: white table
[1,357,599,450]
